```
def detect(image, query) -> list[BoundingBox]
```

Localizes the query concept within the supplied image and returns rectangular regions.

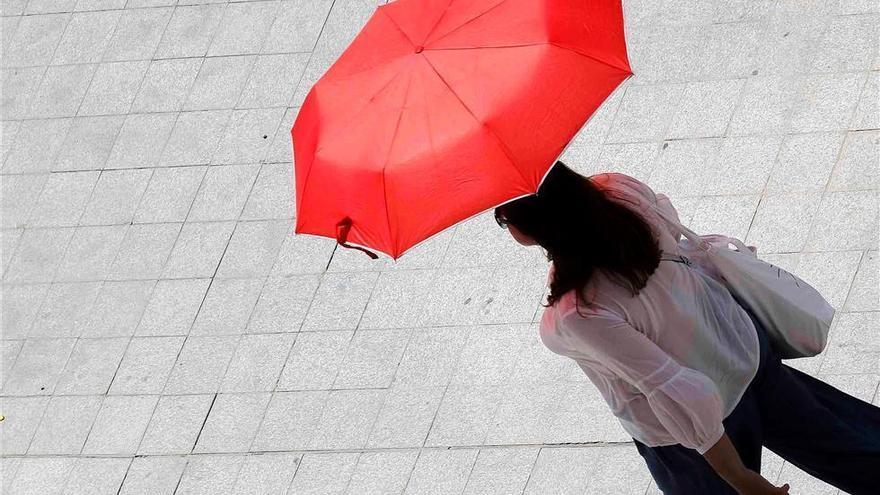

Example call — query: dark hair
[494,160,661,318]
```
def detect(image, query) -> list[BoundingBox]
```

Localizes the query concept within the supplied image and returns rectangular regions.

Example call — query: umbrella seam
[299,60,412,250]
[378,6,416,47]
[313,60,414,157]
[324,53,411,83]
[380,0,457,46]
[424,0,513,47]
[323,4,430,84]
[412,0,630,75]
[426,42,556,51]
[416,0,456,47]
[420,55,531,192]
[547,40,632,74]
[425,41,632,76]
[382,61,416,259]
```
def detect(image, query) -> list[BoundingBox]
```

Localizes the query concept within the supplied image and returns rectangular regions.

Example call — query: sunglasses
[494,212,509,229]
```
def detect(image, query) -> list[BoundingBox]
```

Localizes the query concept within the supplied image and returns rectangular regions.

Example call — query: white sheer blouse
[538,172,760,455]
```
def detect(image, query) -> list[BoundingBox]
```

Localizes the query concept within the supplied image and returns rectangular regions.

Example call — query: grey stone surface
[81,394,158,455]
[109,224,181,281]
[118,456,187,495]
[1,0,877,493]
[28,395,103,454]
[193,392,270,453]
[109,336,184,394]
[138,394,213,455]
[64,457,131,495]
[221,332,294,392]
[189,277,263,335]
[0,396,48,455]
[80,280,156,337]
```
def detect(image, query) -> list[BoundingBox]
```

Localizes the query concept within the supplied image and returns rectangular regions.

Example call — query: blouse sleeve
[558,307,726,455]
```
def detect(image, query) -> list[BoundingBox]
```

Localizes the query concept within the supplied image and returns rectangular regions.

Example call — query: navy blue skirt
[633,294,880,495]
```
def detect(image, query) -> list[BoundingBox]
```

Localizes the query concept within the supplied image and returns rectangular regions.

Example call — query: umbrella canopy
[292,0,633,260]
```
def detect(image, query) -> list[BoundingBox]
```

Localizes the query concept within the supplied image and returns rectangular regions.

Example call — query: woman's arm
[702,432,750,485]
[552,307,786,493]
[703,433,790,494]
[555,308,729,455]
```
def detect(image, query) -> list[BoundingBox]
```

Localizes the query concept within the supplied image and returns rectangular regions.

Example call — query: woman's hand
[731,469,790,495]
[703,432,782,494]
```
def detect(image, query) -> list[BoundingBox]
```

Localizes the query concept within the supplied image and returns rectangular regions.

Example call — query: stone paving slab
[0,0,877,493]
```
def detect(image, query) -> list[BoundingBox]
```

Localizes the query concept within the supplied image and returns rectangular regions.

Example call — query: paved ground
[0,0,877,493]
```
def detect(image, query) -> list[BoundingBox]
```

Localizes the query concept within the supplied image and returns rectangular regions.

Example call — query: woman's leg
[757,362,880,494]
[633,381,764,494]
[739,302,880,494]
[634,438,740,494]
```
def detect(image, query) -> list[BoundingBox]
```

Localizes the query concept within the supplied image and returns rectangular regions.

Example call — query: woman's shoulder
[591,172,681,249]
[591,172,657,202]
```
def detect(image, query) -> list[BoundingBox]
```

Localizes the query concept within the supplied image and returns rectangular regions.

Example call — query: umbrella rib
[324,53,410,83]
[381,65,415,259]
[421,55,530,191]
[425,0,513,46]
[421,0,455,48]
[428,42,546,51]
[378,7,416,47]
[416,63,438,181]
[314,60,413,156]
[431,41,629,75]
[547,41,631,74]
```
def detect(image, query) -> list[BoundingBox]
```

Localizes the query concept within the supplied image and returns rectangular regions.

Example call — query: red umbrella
[292,0,633,260]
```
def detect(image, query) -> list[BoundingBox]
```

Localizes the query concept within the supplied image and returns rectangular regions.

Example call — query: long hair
[495,160,662,318]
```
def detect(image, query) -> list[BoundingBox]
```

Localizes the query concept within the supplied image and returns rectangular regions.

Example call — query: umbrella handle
[336,217,379,259]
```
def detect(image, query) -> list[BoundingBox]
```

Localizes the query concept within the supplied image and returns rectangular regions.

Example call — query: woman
[494,160,880,494]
